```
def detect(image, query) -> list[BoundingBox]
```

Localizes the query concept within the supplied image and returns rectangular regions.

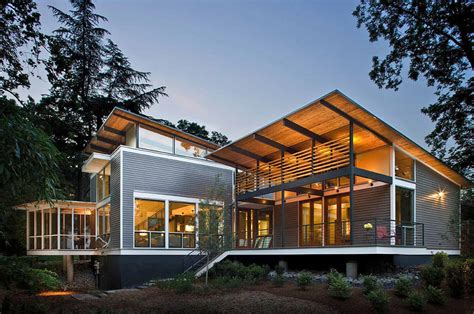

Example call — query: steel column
[349,121,354,244]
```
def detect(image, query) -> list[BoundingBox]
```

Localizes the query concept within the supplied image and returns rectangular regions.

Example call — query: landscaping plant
[296,271,312,290]
[327,268,344,285]
[362,275,380,295]
[158,273,195,293]
[466,258,474,295]
[445,261,465,298]
[394,275,413,298]
[432,252,449,269]
[367,289,390,313]
[272,274,285,287]
[424,285,446,305]
[421,265,445,287]
[406,291,426,312]
[327,270,352,300]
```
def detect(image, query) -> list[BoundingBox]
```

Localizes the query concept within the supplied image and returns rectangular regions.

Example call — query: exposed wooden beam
[89,143,110,154]
[319,99,391,145]
[244,197,275,206]
[253,133,297,154]
[231,146,272,163]
[282,119,328,143]
[104,126,126,137]
[287,186,323,196]
[237,166,351,200]
[96,136,122,146]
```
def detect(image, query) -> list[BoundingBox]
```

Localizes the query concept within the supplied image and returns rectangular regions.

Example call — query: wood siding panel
[273,201,299,247]
[109,153,121,248]
[416,163,460,250]
[121,150,233,249]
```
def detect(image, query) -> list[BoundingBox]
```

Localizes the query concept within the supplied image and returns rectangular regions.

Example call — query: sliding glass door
[299,199,323,246]
[325,195,351,245]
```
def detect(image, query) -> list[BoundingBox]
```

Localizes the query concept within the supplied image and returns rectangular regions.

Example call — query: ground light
[37,291,76,297]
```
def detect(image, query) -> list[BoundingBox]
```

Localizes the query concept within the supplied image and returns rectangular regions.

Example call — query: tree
[0,0,44,101]
[0,97,62,253]
[176,119,209,139]
[353,0,473,180]
[210,131,231,146]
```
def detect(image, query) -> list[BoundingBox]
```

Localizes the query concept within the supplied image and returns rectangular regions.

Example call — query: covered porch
[208,90,428,251]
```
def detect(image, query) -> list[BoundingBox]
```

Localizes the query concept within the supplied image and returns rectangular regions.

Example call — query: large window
[139,126,173,153]
[96,163,111,201]
[134,199,166,248]
[97,204,110,245]
[175,138,207,158]
[395,149,414,181]
[396,187,414,223]
[169,202,196,248]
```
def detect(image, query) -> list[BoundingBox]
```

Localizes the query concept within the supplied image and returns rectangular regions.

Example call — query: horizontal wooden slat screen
[236,137,350,195]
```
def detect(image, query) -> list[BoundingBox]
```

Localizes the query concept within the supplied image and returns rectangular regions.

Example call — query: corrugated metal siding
[273,201,299,247]
[353,185,390,245]
[109,153,121,249]
[416,163,460,250]
[90,174,96,203]
[122,150,233,249]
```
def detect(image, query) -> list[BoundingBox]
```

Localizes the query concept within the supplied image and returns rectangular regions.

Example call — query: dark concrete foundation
[98,254,201,289]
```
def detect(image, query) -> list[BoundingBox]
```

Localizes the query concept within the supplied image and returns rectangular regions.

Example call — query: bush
[432,252,449,269]
[424,285,446,305]
[362,275,380,295]
[421,265,445,287]
[272,274,285,287]
[394,276,413,298]
[328,271,352,300]
[296,271,312,290]
[445,261,465,298]
[246,264,270,282]
[24,268,61,293]
[327,268,344,286]
[158,273,194,293]
[211,276,245,290]
[213,261,269,283]
[465,258,474,295]
[406,291,426,312]
[275,264,285,276]
[367,289,390,313]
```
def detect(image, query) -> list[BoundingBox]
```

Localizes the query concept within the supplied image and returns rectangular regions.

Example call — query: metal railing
[236,137,350,195]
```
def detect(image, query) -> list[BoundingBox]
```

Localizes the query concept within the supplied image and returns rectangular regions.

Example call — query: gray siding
[122,150,233,249]
[90,174,96,203]
[109,153,121,249]
[416,162,460,250]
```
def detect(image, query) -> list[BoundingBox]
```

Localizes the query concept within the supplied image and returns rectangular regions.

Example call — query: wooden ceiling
[84,108,220,154]
[208,90,470,188]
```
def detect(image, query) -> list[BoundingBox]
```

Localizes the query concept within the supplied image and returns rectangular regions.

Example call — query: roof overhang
[82,152,111,173]
[84,107,220,154]
[15,200,96,211]
[207,90,471,188]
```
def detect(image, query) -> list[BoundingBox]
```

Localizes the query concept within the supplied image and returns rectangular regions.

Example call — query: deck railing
[236,136,350,195]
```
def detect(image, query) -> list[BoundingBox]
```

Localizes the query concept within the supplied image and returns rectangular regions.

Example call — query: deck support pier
[65,255,74,283]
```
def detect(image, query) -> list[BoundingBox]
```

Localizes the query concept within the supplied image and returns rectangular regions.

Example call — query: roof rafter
[90,144,110,154]
[104,126,126,137]
[282,118,328,143]
[253,133,297,154]
[96,136,122,146]
[231,146,272,163]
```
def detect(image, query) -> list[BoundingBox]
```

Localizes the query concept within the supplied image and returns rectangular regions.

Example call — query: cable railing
[236,137,350,195]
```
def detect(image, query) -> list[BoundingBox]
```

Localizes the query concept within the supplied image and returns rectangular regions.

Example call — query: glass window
[198,205,223,235]
[257,209,272,236]
[395,149,414,181]
[396,187,414,223]
[134,199,165,247]
[175,138,206,158]
[169,202,196,248]
[96,163,110,201]
[139,127,173,153]
[29,211,35,237]
[97,204,111,244]
[35,210,41,236]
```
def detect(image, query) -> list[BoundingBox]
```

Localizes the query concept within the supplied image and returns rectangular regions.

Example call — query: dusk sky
[25,0,438,148]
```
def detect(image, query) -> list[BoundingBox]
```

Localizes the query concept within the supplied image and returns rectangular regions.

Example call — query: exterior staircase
[182,234,230,277]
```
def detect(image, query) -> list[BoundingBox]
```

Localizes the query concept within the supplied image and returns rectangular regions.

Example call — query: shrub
[327,268,344,286]
[272,274,285,287]
[211,276,245,290]
[394,275,413,298]
[24,268,61,293]
[328,274,352,300]
[296,271,312,290]
[362,275,380,295]
[432,252,449,269]
[159,273,194,293]
[421,265,444,287]
[424,285,446,305]
[213,261,269,283]
[465,258,474,295]
[445,261,465,298]
[246,264,270,282]
[406,291,426,312]
[275,264,285,276]
[367,289,390,313]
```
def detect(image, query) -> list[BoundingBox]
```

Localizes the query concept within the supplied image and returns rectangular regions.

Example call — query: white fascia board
[82,152,111,173]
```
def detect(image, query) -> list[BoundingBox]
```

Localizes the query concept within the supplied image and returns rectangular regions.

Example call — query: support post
[349,121,354,244]
[311,139,315,175]
[281,189,285,248]
[66,255,74,283]
[256,160,260,191]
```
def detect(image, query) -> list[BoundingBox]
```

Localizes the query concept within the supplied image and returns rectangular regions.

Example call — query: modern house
[18,90,470,289]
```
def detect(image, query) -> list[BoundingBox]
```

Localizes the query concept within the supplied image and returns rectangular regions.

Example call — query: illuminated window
[97,204,110,244]
[134,199,165,248]
[175,138,207,158]
[96,163,110,201]
[395,149,414,181]
[169,202,196,248]
[139,126,173,153]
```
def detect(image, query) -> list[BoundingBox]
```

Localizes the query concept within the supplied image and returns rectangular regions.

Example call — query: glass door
[325,195,351,245]
[300,199,323,246]
[396,187,414,245]
[237,209,250,248]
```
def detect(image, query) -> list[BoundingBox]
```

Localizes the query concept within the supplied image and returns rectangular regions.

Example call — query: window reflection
[395,149,414,181]
[139,127,173,153]
[134,199,165,248]
[169,202,196,248]
[175,138,207,158]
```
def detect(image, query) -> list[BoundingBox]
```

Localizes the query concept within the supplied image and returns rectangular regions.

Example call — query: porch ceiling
[207,90,470,188]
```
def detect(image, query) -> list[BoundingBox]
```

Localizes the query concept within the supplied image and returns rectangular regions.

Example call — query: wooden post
[281,189,285,248]
[311,139,315,175]
[66,255,74,282]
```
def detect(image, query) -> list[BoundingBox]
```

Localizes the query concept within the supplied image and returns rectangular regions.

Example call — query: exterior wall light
[369,180,374,186]
[438,191,445,199]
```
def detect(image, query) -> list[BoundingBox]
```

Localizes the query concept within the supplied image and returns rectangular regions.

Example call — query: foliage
[424,285,446,305]
[367,289,390,313]
[421,265,445,288]
[24,268,61,293]
[432,252,449,269]
[445,260,465,298]
[329,276,352,300]
[327,268,344,286]
[362,275,380,295]
[275,264,285,276]
[466,258,474,294]
[157,273,194,294]
[394,275,413,298]
[0,0,44,99]
[212,260,269,283]
[406,291,426,312]
[296,271,312,290]
[210,275,245,290]
[272,274,285,287]
[353,0,473,180]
